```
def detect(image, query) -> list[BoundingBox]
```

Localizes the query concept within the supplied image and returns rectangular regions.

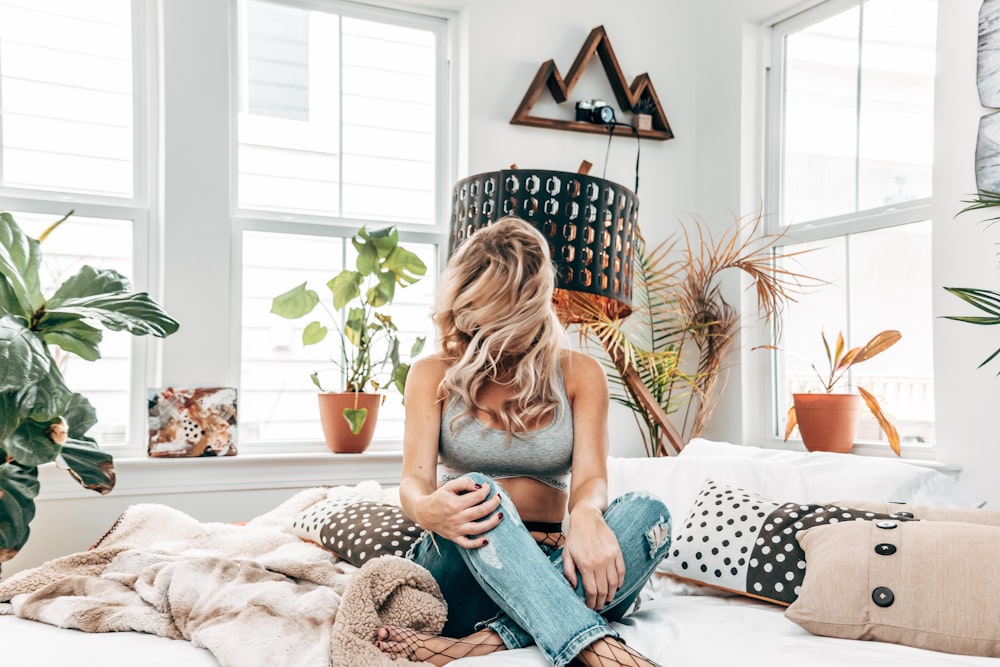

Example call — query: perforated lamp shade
[448,169,639,322]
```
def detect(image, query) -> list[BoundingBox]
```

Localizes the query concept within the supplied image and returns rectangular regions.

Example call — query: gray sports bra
[437,371,573,491]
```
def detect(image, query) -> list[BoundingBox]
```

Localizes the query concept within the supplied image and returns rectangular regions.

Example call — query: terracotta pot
[792,393,862,454]
[317,392,381,454]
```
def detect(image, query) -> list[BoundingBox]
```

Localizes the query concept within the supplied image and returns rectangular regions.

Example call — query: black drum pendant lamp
[449,168,639,323]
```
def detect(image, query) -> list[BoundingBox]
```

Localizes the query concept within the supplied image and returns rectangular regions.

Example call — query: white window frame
[756,0,937,460]
[0,0,160,456]
[230,0,454,453]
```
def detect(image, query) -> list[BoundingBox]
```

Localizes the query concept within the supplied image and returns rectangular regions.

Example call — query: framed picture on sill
[147,387,238,457]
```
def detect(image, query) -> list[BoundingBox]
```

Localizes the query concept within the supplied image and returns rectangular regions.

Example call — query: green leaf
[49,265,131,302]
[59,437,115,494]
[384,246,427,285]
[344,306,367,347]
[944,287,1000,316]
[358,225,398,259]
[25,361,74,422]
[355,238,381,276]
[0,212,44,316]
[411,336,426,357]
[41,318,104,361]
[41,292,180,338]
[310,372,324,391]
[5,418,61,467]
[329,271,363,310]
[367,271,396,307]
[391,362,409,394]
[0,392,20,442]
[0,315,51,393]
[271,282,319,319]
[302,321,327,345]
[0,276,20,317]
[62,391,97,439]
[0,461,39,562]
[342,407,368,435]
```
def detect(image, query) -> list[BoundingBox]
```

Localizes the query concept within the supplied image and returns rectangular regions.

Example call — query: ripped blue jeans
[407,472,671,667]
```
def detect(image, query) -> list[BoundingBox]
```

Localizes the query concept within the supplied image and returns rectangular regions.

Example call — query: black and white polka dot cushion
[662,480,900,605]
[292,497,423,567]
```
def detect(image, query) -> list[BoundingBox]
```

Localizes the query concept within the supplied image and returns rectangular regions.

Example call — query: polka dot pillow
[661,479,900,606]
[291,497,423,567]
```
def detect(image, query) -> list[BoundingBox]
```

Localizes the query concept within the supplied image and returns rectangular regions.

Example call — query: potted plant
[782,329,902,455]
[631,96,655,131]
[0,211,179,565]
[574,213,811,456]
[270,226,426,453]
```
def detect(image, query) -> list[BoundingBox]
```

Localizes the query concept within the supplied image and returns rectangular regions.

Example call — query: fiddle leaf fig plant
[271,225,427,433]
[0,211,179,563]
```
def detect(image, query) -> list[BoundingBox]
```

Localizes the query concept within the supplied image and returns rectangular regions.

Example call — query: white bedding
[4,585,997,666]
[2,440,994,666]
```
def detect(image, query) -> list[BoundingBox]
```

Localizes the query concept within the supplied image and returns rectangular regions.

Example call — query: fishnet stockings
[532,530,566,550]
[572,636,663,667]
[375,626,506,665]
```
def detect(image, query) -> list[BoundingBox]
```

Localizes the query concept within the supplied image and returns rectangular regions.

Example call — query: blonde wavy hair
[434,216,567,437]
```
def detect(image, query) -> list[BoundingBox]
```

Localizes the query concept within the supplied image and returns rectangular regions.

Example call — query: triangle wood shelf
[510,25,674,141]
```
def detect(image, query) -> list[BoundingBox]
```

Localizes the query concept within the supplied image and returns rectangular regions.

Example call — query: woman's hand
[562,506,625,610]
[414,476,503,549]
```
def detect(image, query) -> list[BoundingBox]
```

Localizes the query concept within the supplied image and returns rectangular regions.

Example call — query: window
[236,0,448,450]
[765,0,938,449]
[0,0,148,447]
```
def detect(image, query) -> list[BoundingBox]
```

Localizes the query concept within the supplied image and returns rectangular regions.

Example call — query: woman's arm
[561,351,625,611]
[399,355,501,549]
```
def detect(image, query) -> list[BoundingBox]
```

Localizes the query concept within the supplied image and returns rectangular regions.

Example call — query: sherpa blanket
[0,485,446,667]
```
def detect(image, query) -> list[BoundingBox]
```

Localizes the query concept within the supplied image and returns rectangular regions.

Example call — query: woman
[375,217,671,667]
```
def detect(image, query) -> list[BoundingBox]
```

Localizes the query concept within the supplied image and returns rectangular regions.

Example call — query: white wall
[931,0,1000,508]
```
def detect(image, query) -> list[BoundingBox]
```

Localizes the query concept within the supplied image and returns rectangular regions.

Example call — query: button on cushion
[786,519,1000,657]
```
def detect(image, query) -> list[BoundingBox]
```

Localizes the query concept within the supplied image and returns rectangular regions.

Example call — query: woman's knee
[608,491,672,555]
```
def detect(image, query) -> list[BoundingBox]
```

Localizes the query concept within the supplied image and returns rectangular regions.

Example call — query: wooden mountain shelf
[510,25,674,141]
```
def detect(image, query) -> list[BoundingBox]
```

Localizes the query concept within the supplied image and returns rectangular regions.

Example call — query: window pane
[781,0,936,225]
[240,230,437,445]
[782,7,860,223]
[238,2,438,224]
[857,0,937,210]
[777,221,934,444]
[0,0,133,197]
[15,211,134,444]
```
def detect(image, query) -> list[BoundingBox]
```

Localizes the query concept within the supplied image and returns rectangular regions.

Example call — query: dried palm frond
[575,211,814,455]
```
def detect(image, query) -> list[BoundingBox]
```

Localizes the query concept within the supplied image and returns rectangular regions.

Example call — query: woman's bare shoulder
[409,353,449,387]
[560,350,607,394]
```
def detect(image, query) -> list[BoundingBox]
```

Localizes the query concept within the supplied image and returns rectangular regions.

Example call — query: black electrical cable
[601,121,642,195]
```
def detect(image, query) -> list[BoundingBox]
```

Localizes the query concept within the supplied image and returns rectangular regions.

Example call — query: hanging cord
[601,122,642,195]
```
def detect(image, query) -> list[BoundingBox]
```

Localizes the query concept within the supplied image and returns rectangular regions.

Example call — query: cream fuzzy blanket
[0,486,445,667]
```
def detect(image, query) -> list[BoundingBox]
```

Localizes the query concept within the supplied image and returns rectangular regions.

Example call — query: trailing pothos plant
[0,211,179,564]
[271,225,426,434]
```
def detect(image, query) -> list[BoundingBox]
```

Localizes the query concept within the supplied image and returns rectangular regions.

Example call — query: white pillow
[679,439,985,508]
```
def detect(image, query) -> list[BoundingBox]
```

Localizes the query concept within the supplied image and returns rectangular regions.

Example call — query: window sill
[36,450,405,501]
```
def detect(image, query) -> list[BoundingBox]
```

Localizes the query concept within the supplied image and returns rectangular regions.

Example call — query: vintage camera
[575,99,616,125]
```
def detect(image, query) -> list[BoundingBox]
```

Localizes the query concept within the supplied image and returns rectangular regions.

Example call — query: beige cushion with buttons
[785,519,1000,657]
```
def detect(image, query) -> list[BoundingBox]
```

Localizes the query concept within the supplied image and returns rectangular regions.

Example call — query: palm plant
[573,213,809,456]
[947,190,1000,373]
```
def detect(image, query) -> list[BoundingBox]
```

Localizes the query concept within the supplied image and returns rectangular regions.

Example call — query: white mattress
[4,591,996,667]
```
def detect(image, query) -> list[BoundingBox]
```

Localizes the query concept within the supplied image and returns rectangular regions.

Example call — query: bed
[3,439,998,667]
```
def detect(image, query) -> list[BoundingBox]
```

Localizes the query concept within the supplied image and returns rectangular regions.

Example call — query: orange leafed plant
[783,329,902,455]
